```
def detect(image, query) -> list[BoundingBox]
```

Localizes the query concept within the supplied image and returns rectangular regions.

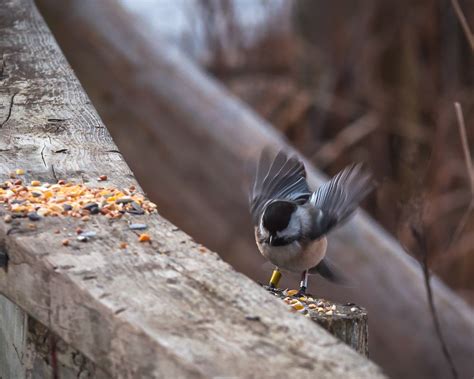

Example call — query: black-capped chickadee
[249,149,373,295]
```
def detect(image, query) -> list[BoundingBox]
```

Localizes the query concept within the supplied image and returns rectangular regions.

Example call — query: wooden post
[0,1,383,378]
[266,287,368,356]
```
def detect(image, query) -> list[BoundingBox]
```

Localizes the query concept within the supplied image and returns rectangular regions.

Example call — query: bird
[249,148,373,295]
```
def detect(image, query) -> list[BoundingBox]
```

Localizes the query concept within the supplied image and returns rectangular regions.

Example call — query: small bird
[249,149,373,295]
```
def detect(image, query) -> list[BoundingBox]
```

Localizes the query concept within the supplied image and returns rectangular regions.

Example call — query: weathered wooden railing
[0,1,383,378]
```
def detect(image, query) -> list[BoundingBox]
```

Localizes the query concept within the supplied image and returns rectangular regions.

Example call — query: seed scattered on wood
[75,228,83,234]
[98,175,107,181]
[15,169,25,175]
[80,231,97,238]
[0,178,157,222]
[62,204,72,211]
[291,302,304,311]
[308,304,317,309]
[4,215,12,223]
[116,197,133,204]
[286,289,299,296]
[119,242,128,249]
[129,223,147,231]
[138,233,151,242]
[9,172,16,179]
[27,212,40,221]
[81,216,90,222]
[62,239,69,246]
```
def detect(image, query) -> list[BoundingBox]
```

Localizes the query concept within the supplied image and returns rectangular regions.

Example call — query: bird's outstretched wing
[309,163,373,239]
[249,149,311,225]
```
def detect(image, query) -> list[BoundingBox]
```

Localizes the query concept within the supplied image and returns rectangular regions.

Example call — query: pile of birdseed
[263,286,363,318]
[0,174,157,223]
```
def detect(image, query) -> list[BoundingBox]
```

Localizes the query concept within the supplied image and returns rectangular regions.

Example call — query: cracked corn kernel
[138,233,151,242]
[286,289,298,296]
[30,180,41,186]
[119,242,128,249]
[62,239,69,246]
[291,302,304,311]
[308,304,317,309]
[98,175,107,181]
[15,169,25,175]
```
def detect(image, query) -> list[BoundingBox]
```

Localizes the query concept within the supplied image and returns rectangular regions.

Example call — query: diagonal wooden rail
[0,0,383,378]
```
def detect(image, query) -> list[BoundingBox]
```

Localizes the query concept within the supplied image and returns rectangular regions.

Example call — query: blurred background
[120,0,474,306]
[37,0,474,378]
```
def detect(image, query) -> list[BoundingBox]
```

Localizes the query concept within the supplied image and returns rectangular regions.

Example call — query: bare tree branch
[410,225,459,379]
[450,0,474,52]
[449,102,474,248]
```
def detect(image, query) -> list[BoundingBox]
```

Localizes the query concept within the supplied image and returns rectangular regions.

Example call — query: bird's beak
[269,235,273,244]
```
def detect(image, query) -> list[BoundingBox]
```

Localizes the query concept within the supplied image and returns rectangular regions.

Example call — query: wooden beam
[0,0,383,377]
[34,0,474,378]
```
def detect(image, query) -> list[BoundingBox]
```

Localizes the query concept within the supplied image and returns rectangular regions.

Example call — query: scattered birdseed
[129,223,148,231]
[138,233,151,242]
[81,216,90,222]
[80,231,97,238]
[98,175,108,181]
[15,169,25,175]
[286,289,299,296]
[291,302,304,311]
[0,178,157,222]
[4,215,12,223]
[119,242,128,249]
[62,239,69,246]
[27,212,40,221]
[308,303,317,309]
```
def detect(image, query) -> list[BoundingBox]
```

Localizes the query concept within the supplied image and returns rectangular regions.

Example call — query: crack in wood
[0,55,6,80]
[0,92,17,128]
[40,143,47,167]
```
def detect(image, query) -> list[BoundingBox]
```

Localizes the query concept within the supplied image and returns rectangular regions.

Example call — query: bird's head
[262,200,297,237]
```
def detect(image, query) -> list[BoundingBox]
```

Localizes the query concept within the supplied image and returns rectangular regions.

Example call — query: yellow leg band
[269,269,282,288]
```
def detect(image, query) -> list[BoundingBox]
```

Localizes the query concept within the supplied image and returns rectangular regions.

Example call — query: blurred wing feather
[310,163,373,238]
[249,149,311,225]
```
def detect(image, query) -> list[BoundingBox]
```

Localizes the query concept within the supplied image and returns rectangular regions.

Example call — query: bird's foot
[296,286,307,297]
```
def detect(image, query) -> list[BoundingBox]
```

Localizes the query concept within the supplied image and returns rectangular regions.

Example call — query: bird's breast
[256,232,327,273]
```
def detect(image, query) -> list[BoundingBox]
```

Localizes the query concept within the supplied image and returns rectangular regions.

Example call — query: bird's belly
[258,238,327,273]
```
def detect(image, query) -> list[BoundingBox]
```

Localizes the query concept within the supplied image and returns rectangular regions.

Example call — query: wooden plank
[34,0,474,378]
[0,295,26,379]
[0,1,383,378]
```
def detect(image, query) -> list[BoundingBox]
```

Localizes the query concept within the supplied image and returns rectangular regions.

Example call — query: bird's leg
[269,267,282,289]
[298,270,309,296]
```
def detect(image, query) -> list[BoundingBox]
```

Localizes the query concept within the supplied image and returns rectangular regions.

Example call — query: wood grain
[0,1,383,378]
[34,0,474,378]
